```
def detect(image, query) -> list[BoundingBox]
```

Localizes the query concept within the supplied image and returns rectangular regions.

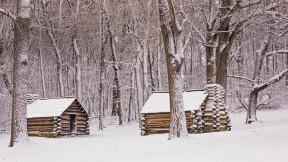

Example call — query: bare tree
[158,0,189,139]
[0,0,31,147]
[232,35,288,123]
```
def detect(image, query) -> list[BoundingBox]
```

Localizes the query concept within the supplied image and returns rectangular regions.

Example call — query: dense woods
[0,0,288,143]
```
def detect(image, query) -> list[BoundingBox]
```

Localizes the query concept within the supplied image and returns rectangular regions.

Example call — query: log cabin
[140,84,231,135]
[27,96,89,137]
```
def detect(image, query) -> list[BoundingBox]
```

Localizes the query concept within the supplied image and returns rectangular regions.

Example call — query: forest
[0,0,288,148]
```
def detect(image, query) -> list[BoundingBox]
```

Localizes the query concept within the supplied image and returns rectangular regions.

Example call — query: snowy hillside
[1,110,288,162]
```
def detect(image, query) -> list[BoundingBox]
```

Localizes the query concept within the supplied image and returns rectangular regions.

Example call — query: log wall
[141,84,231,136]
[27,117,58,137]
[141,111,193,135]
[60,100,90,136]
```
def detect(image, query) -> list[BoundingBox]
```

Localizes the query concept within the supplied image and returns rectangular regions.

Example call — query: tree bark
[71,0,82,101]
[98,3,108,130]
[135,44,144,112]
[72,36,82,101]
[108,23,123,125]
[148,49,156,92]
[128,67,135,122]
[9,0,30,147]
[38,30,46,98]
[143,38,149,102]
[158,0,188,139]
[157,41,162,90]
[286,53,288,87]
[205,29,215,84]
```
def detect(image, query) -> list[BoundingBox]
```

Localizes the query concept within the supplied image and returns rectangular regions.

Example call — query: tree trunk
[246,35,269,123]
[128,68,135,122]
[72,36,82,101]
[158,0,188,139]
[215,51,229,90]
[247,91,258,123]
[286,52,288,87]
[143,39,149,102]
[9,0,30,147]
[205,31,215,84]
[108,24,123,125]
[38,30,46,98]
[134,63,142,125]
[135,44,144,111]
[47,27,64,97]
[98,4,108,130]
[157,41,162,90]
[148,49,156,92]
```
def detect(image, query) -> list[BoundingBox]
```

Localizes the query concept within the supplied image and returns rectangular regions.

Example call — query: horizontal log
[28,117,55,120]
[65,108,82,113]
[28,125,55,128]
[27,122,55,126]
[62,111,86,115]
[28,128,54,132]
[60,115,88,121]
[28,121,55,125]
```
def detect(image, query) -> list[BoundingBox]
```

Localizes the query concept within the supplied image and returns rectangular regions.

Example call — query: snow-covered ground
[1,110,288,162]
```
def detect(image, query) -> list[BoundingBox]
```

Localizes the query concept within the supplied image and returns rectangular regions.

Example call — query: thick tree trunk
[205,30,215,84]
[167,69,188,139]
[9,0,30,147]
[247,91,258,123]
[215,51,229,90]
[158,0,188,139]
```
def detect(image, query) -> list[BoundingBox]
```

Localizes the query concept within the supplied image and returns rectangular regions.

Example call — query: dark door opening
[70,114,77,134]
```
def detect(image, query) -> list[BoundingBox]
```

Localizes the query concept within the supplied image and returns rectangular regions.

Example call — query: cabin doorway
[70,114,77,134]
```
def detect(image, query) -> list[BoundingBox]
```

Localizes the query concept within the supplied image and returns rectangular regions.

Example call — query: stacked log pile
[141,84,231,135]
[204,84,231,132]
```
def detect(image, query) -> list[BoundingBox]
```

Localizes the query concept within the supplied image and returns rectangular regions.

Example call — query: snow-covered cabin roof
[27,97,76,118]
[141,91,208,114]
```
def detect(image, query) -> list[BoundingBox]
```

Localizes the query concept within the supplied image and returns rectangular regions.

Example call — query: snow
[27,98,76,118]
[1,109,288,162]
[141,91,208,113]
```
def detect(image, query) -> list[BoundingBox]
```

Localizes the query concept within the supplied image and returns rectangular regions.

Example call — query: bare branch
[236,91,248,111]
[256,93,288,109]
[254,69,288,92]
[228,75,256,83]
[0,8,16,21]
